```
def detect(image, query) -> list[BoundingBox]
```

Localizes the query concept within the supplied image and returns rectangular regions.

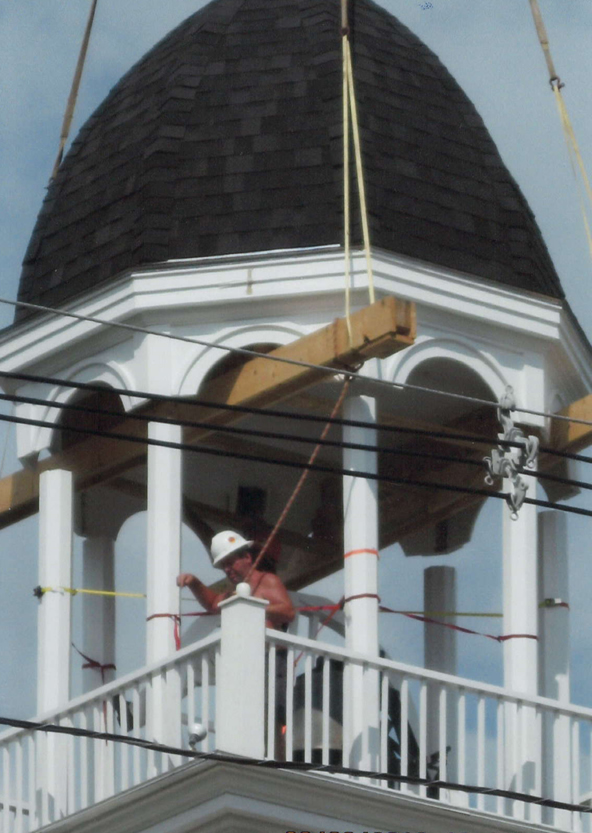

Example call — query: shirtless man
[176,529,295,630]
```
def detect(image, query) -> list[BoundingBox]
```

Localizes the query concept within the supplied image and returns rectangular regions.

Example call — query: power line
[2,295,590,429]
[2,408,592,519]
[0,714,588,815]
[0,366,581,465]
[2,386,591,496]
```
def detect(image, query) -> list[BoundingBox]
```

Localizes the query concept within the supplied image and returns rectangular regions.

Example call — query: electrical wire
[3,386,591,496]
[2,295,591,429]
[0,715,588,814]
[0,366,581,464]
[2,408,592,519]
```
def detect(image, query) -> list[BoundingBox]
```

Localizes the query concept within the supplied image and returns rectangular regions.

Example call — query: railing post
[342,390,380,773]
[216,595,267,759]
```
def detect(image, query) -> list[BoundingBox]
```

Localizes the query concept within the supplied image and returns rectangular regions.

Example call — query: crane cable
[50,0,99,181]
[341,0,375,348]
[528,0,592,262]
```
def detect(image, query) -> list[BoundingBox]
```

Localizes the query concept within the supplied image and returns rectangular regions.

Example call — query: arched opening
[50,385,125,454]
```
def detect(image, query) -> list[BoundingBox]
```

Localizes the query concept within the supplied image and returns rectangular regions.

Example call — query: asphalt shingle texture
[16,0,563,321]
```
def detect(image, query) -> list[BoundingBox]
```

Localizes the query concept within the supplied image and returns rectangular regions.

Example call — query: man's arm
[255,573,295,628]
[177,573,229,612]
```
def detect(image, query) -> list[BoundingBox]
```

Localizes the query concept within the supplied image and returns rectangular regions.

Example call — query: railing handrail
[0,631,221,744]
[268,629,592,721]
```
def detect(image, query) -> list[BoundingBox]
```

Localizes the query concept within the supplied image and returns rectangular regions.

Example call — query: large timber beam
[0,296,415,529]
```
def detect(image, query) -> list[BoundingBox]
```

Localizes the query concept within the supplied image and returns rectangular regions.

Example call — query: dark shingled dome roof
[17,0,563,320]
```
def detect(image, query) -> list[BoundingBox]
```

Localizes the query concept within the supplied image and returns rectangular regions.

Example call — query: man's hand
[177,573,198,588]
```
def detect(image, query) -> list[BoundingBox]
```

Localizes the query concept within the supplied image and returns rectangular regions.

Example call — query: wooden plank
[550,393,592,454]
[0,297,415,529]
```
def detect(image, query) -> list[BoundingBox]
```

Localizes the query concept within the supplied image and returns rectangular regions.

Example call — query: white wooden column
[424,566,460,799]
[216,595,267,758]
[539,510,571,828]
[37,469,73,713]
[342,392,379,771]
[146,422,182,765]
[502,470,540,821]
[37,469,73,821]
[81,537,115,693]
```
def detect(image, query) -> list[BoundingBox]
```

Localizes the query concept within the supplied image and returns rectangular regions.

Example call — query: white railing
[0,633,219,833]
[267,630,592,832]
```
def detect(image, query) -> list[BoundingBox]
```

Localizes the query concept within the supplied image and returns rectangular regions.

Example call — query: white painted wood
[81,537,116,693]
[424,566,457,783]
[286,647,294,763]
[400,677,409,793]
[503,470,539,812]
[419,681,427,798]
[266,645,276,760]
[380,673,388,775]
[342,392,380,773]
[322,659,330,766]
[539,510,572,828]
[216,594,267,759]
[37,469,73,714]
[477,695,485,811]
[304,653,312,761]
[200,653,210,753]
[146,421,182,664]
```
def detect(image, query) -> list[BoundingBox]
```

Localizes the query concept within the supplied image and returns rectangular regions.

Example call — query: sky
[0,0,592,723]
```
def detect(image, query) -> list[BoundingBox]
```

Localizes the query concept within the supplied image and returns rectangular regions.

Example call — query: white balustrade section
[0,633,219,833]
[266,630,592,832]
[4,628,592,832]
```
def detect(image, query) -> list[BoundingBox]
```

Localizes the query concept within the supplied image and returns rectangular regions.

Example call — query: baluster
[0,741,6,833]
[400,678,409,794]
[419,681,427,798]
[267,645,276,760]
[14,739,23,833]
[62,716,75,814]
[146,675,156,779]
[476,695,485,811]
[285,648,294,762]
[304,653,312,762]
[572,719,582,833]
[439,686,447,786]
[92,702,104,804]
[79,710,89,810]
[119,694,129,793]
[322,658,330,766]
[531,707,542,825]
[131,688,141,786]
[496,696,505,817]
[201,652,210,752]
[380,673,388,779]
[27,733,37,831]
[40,731,49,828]
[457,689,466,795]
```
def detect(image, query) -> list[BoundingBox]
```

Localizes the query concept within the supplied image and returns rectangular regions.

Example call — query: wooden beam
[0,296,415,529]
[550,393,592,455]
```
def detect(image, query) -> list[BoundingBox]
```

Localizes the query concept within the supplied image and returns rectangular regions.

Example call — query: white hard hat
[210,530,254,568]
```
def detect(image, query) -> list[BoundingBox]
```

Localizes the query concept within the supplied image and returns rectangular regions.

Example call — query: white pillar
[424,566,459,797]
[37,469,73,713]
[146,421,182,663]
[502,470,540,821]
[342,393,379,771]
[539,510,571,827]
[146,422,182,765]
[81,537,115,692]
[37,469,73,821]
[216,595,267,758]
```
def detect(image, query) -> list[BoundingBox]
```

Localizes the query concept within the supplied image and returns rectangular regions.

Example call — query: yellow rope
[345,38,375,305]
[343,29,353,347]
[528,0,592,263]
[41,586,146,599]
[51,0,99,180]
